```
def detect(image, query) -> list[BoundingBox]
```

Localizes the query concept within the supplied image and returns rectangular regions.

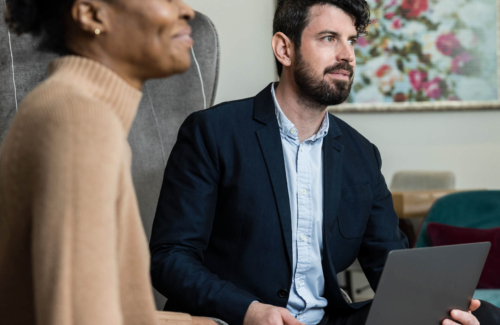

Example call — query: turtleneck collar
[48,55,143,133]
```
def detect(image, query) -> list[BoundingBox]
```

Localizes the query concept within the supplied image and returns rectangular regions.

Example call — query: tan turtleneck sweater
[0,56,191,325]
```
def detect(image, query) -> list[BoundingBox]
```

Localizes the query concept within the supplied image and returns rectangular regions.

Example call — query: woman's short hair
[6,0,80,54]
[273,0,371,77]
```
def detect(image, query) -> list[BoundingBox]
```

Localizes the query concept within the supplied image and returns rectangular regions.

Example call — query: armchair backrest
[390,171,456,192]
[129,12,219,240]
[414,191,500,248]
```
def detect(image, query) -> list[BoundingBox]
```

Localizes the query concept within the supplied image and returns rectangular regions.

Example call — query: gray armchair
[0,8,220,309]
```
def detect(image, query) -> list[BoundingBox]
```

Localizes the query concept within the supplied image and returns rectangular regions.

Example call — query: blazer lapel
[321,114,345,305]
[323,114,344,247]
[254,84,293,270]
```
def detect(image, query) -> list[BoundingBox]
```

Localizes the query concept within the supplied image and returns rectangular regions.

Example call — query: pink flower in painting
[423,77,443,99]
[376,64,392,78]
[436,33,461,56]
[384,12,395,19]
[452,52,474,74]
[392,19,403,29]
[401,0,428,18]
[357,36,369,48]
[409,70,427,91]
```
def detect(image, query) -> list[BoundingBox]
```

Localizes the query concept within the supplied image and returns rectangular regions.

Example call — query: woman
[0,0,215,324]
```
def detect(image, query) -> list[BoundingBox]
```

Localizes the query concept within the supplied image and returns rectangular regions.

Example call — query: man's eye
[348,39,358,46]
[324,36,334,42]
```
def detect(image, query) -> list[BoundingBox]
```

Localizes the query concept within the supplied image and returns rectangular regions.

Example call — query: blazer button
[278,289,288,298]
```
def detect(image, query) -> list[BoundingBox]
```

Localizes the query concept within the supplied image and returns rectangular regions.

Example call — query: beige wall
[185,0,500,190]
[185,0,277,104]
[340,111,500,189]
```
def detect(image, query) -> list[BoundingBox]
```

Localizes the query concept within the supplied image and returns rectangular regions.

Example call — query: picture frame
[329,0,500,113]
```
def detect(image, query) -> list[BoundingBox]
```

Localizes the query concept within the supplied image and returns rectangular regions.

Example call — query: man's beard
[293,50,354,109]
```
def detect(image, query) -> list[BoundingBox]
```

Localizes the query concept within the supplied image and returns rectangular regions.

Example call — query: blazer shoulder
[185,96,256,132]
[329,114,383,175]
[330,114,373,149]
[196,96,254,118]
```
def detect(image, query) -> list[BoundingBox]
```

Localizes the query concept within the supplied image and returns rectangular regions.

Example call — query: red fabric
[427,222,500,289]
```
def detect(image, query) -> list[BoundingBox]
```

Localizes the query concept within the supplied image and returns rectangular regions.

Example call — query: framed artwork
[329,0,500,113]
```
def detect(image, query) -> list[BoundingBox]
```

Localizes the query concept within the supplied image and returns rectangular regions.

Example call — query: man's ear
[272,32,294,69]
[70,0,110,35]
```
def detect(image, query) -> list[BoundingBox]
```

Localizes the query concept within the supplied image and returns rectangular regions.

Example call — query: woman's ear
[70,0,110,35]
[272,32,294,69]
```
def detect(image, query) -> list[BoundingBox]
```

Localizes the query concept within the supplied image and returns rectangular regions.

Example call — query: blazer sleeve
[357,144,409,290]
[150,112,258,325]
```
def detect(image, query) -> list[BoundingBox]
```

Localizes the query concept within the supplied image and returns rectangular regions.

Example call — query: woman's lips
[173,26,193,47]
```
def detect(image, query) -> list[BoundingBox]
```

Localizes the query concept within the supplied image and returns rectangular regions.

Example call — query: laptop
[365,242,491,325]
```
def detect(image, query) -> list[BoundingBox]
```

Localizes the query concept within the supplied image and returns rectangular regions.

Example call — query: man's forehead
[305,4,357,35]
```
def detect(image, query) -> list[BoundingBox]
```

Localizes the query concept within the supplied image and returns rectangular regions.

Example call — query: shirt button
[300,148,303,152]
[278,289,289,298]
[301,235,307,242]
[301,189,307,195]
[290,128,297,135]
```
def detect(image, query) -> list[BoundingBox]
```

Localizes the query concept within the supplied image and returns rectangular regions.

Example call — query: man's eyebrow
[317,30,358,39]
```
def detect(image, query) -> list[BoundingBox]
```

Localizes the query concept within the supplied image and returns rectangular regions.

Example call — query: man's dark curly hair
[5,0,108,54]
[273,0,371,77]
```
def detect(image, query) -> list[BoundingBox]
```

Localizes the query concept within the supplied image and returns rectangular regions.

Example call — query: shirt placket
[295,140,313,317]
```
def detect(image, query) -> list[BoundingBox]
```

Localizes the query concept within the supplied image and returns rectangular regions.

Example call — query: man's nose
[337,40,355,63]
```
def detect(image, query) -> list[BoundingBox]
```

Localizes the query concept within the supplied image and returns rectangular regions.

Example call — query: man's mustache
[324,62,354,78]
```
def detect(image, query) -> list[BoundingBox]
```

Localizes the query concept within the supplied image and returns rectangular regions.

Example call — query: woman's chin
[175,56,192,73]
[171,53,192,74]
[150,55,191,79]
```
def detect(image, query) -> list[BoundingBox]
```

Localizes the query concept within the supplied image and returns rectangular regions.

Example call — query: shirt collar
[271,83,329,142]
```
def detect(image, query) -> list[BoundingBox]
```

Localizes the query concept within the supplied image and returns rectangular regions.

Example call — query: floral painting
[333,0,500,112]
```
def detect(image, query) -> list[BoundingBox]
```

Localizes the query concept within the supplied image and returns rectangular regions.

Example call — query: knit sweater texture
[0,56,191,325]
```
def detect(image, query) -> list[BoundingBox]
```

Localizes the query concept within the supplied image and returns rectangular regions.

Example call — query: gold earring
[95,29,101,35]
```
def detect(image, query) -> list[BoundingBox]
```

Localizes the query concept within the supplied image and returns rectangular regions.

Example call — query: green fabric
[415,191,500,248]
[473,290,500,308]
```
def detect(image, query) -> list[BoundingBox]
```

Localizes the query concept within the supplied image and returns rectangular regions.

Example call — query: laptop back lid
[366,242,491,325]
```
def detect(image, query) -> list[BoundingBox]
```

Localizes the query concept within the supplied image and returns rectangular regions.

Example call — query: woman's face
[103,0,195,81]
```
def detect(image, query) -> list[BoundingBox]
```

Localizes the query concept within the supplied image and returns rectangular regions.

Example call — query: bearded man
[149,1,497,325]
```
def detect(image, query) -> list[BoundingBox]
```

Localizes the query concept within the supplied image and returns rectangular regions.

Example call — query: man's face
[293,4,358,108]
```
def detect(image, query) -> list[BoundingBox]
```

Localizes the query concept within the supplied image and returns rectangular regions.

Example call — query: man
[150,1,497,325]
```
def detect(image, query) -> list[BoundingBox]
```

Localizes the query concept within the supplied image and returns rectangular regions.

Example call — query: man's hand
[192,317,218,325]
[243,302,305,325]
[443,299,481,325]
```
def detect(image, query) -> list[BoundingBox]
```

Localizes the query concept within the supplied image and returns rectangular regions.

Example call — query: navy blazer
[150,84,408,325]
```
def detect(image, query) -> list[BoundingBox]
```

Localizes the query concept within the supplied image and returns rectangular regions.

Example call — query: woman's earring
[95,29,101,36]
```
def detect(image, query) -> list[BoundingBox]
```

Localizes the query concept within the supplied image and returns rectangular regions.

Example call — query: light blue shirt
[271,85,329,325]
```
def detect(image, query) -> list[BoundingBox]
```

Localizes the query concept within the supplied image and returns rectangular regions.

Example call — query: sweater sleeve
[157,311,192,325]
[29,112,127,325]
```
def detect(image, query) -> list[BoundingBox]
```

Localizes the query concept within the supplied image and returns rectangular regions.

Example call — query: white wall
[339,111,500,189]
[185,0,500,190]
[185,0,277,104]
